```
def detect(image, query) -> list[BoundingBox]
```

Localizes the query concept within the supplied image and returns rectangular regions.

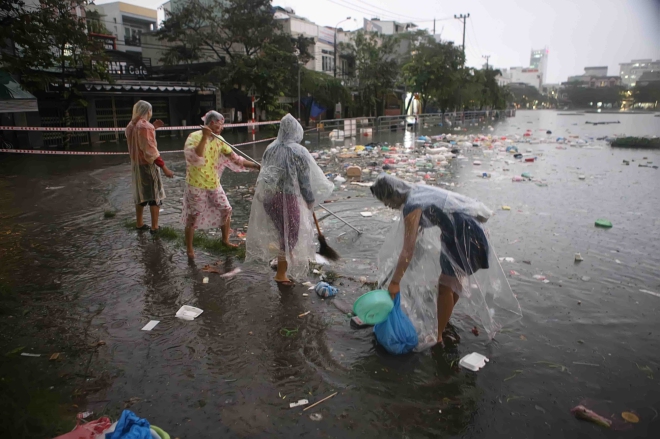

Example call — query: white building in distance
[619,59,660,87]
[530,47,549,84]
[86,1,157,61]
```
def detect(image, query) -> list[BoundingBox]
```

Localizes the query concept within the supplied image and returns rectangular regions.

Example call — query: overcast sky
[98,0,660,83]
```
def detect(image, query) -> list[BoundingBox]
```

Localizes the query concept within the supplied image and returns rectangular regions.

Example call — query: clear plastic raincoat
[125,101,165,205]
[246,114,334,279]
[374,175,522,351]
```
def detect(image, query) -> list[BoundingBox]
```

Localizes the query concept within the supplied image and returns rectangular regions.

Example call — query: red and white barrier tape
[0,137,279,156]
[0,127,317,156]
[0,120,281,132]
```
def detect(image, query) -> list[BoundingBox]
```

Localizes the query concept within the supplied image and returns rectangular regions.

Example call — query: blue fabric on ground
[374,295,418,355]
[106,410,152,439]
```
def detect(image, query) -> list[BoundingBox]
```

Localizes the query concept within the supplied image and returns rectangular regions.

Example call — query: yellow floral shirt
[184,130,232,189]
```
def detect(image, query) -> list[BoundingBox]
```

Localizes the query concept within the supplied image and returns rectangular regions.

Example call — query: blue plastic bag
[106,410,151,439]
[374,295,418,355]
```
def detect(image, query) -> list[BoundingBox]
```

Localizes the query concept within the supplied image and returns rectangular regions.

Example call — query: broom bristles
[317,234,340,261]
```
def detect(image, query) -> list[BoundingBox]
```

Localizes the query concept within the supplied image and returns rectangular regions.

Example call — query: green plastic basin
[595,219,613,228]
[352,289,394,325]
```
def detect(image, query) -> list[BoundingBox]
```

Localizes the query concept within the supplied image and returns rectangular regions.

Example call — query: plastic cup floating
[352,290,394,325]
[176,305,203,321]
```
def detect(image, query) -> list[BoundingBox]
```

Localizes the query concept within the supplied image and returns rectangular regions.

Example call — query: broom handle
[317,204,362,234]
[202,126,262,166]
[312,211,323,237]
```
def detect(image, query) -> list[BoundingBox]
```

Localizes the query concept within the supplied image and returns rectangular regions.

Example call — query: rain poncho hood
[375,176,521,350]
[246,114,334,279]
[125,101,165,205]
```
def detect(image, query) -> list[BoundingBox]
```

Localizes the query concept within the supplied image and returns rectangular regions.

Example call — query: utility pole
[334,17,351,78]
[482,55,490,70]
[433,18,435,35]
[454,13,470,63]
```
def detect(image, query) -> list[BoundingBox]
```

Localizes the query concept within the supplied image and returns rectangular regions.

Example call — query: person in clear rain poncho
[371,174,522,350]
[246,114,334,285]
[182,110,260,259]
[125,100,174,233]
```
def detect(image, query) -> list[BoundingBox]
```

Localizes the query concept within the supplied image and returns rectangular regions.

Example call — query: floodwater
[1,110,659,438]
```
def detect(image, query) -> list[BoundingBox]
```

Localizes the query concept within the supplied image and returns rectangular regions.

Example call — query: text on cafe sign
[106,61,148,76]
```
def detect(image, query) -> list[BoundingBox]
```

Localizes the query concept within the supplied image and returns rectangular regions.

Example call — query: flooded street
[1,110,659,438]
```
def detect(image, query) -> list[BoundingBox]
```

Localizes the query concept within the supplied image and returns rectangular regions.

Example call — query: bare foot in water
[187,250,195,259]
[222,241,239,249]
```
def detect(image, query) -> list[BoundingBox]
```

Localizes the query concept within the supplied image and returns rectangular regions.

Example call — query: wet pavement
[1,111,659,438]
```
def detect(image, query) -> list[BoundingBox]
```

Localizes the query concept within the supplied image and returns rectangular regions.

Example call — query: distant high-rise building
[619,59,660,87]
[530,47,549,84]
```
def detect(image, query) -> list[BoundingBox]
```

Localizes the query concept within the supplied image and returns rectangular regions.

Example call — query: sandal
[136,224,150,231]
[149,228,160,235]
[275,279,295,287]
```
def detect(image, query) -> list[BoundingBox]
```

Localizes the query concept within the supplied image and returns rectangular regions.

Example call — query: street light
[334,17,351,78]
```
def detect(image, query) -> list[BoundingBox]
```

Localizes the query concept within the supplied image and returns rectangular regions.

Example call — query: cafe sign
[100,50,150,79]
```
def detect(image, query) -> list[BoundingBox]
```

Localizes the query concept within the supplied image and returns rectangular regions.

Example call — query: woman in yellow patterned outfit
[182,111,259,259]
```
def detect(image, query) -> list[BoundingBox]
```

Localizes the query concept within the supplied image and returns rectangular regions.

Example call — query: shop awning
[0,71,39,113]
[83,83,211,92]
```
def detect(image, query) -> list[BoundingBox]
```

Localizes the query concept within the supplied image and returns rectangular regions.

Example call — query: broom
[312,211,340,261]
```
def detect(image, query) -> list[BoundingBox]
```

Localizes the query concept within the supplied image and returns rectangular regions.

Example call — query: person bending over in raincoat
[182,110,260,259]
[371,174,521,349]
[126,100,175,233]
[246,114,334,286]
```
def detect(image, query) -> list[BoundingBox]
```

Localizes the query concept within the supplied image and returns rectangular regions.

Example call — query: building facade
[566,66,621,88]
[86,2,157,64]
[619,59,660,87]
[500,67,542,90]
[529,47,548,84]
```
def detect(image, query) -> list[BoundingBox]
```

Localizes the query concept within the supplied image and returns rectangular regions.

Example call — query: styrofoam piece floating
[141,320,160,331]
[176,305,204,321]
[459,352,489,371]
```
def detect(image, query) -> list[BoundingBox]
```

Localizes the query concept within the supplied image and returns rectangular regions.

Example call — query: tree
[298,69,351,123]
[157,0,313,118]
[633,82,660,108]
[85,9,110,35]
[0,0,109,147]
[340,30,400,117]
[401,32,463,113]
[564,85,625,108]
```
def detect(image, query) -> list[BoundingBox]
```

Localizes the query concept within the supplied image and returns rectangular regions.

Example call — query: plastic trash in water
[353,290,394,325]
[141,320,160,331]
[374,295,417,355]
[595,219,612,228]
[175,305,203,321]
[575,253,584,262]
[459,352,489,371]
[314,282,337,298]
[289,399,309,408]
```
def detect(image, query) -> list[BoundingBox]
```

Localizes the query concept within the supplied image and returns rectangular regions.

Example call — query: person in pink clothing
[181,110,260,259]
[125,100,174,233]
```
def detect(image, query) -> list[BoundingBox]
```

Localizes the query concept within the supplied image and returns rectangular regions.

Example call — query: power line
[349,0,431,22]
[469,18,483,57]
[322,0,429,24]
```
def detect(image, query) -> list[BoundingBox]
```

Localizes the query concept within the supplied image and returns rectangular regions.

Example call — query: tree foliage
[157,0,313,117]
[400,32,463,113]
[340,30,400,117]
[633,82,660,107]
[298,69,351,123]
[564,85,625,108]
[0,0,109,145]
